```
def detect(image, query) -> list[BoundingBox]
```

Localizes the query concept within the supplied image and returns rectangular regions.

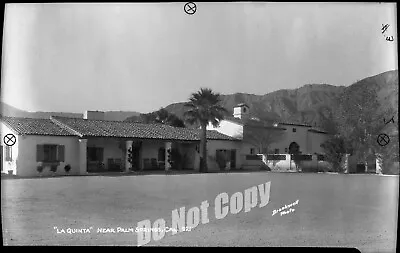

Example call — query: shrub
[50,165,58,173]
[259,163,271,171]
[37,166,43,173]
[64,164,71,173]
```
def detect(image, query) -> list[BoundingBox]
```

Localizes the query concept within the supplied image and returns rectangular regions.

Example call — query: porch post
[376,155,382,174]
[79,139,87,175]
[165,142,172,171]
[125,140,133,172]
[343,153,349,173]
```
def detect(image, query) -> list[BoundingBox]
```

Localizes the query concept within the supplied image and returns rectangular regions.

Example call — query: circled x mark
[377,133,390,147]
[184,2,197,15]
[4,133,16,147]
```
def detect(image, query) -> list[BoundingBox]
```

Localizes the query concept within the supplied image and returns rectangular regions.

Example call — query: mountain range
[1,70,398,130]
[162,70,398,132]
[0,102,140,122]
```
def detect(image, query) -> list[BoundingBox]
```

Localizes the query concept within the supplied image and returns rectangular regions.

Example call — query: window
[250,148,255,155]
[274,149,279,154]
[87,147,103,162]
[37,145,65,163]
[266,154,286,161]
[292,128,297,132]
[285,148,288,153]
[5,146,12,161]
[246,155,262,160]
[243,107,247,113]
[44,145,57,162]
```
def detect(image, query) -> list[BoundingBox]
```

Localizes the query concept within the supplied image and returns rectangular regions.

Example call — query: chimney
[233,103,250,119]
[84,110,105,120]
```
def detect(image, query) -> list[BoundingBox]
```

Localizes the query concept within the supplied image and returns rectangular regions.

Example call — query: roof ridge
[51,115,189,129]
[50,117,83,137]
[0,118,21,135]
[0,116,50,120]
[1,116,76,136]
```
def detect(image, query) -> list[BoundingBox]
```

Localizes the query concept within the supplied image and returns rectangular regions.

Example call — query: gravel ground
[1,172,398,251]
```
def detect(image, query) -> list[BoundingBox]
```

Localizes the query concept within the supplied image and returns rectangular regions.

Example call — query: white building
[207,103,332,170]
[1,111,240,177]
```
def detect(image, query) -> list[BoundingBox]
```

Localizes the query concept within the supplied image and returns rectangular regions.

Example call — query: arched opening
[288,142,300,154]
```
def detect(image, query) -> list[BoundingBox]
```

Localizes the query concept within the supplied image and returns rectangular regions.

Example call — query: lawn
[1,172,398,251]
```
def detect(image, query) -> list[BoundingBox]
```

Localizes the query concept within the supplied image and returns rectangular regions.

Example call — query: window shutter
[36,145,44,162]
[5,146,12,161]
[58,145,65,162]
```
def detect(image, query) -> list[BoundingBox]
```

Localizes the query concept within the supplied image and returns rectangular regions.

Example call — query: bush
[383,161,400,175]
[259,163,271,171]
[37,166,43,173]
[64,164,71,173]
[50,165,58,173]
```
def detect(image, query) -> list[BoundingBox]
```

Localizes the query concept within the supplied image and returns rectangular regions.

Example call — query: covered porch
[78,137,200,174]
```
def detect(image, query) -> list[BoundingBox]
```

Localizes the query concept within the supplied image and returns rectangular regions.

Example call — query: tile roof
[235,103,249,108]
[223,116,332,133]
[308,129,329,134]
[51,116,239,141]
[224,116,287,130]
[1,116,240,141]
[224,116,245,125]
[203,130,241,141]
[0,117,76,136]
[278,122,313,127]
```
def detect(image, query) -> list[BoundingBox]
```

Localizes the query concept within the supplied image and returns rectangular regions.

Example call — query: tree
[243,125,285,154]
[125,108,185,128]
[320,135,350,172]
[288,142,302,171]
[333,87,392,173]
[184,88,228,173]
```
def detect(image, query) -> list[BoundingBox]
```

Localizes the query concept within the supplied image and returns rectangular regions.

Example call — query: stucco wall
[263,154,298,172]
[278,126,309,153]
[207,120,244,139]
[15,134,80,177]
[1,123,19,175]
[206,139,242,171]
[240,127,329,156]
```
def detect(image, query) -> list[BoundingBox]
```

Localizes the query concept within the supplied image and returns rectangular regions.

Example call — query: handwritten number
[386,36,394,41]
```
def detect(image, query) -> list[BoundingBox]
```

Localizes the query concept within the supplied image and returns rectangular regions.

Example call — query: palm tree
[184,88,228,173]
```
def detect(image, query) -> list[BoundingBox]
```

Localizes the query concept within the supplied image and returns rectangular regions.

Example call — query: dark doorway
[230,149,236,169]
[87,147,105,172]
[130,141,142,170]
[356,163,365,173]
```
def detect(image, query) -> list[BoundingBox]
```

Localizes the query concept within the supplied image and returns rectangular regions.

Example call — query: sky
[1,3,398,113]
